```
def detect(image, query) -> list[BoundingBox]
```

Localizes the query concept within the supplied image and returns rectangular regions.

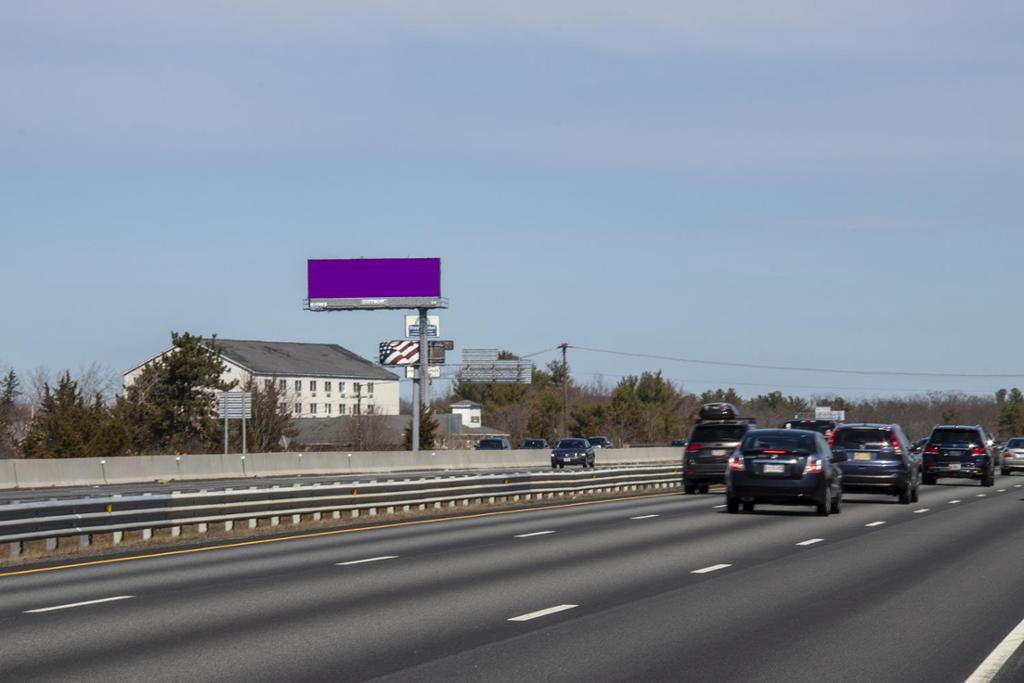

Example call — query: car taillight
[687,443,703,452]
[890,433,903,455]
[971,446,986,456]
[924,445,939,455]
[828,431,837,448]
[761,449,787,455]
[804,457,823,475]
[728,455,744,471]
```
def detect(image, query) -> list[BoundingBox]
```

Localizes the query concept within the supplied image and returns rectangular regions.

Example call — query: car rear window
[742,432,816,454]
[833,428,889,449]
[557,439,588,448]
[478,439,505,449]
[691,425,747,443]
[1006,438,1024,449]
[930,429,982,445]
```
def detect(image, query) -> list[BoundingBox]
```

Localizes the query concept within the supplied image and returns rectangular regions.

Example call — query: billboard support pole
[411,307,430,452]
[411,368,421,453]
[224,415,229,455]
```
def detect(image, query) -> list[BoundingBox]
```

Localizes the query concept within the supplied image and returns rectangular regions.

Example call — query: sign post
[217,392,253,455]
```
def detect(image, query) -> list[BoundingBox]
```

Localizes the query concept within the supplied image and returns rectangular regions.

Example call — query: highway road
[2,477,1024,682]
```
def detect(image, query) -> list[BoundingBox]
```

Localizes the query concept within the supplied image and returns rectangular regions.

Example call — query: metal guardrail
[0,465,682,553]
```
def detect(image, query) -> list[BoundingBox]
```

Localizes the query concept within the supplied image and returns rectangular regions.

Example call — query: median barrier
[0,446,683,490]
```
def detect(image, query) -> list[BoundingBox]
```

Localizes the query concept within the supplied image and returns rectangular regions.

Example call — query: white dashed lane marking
[514,531,557,539]
[692,564,732,574]
[795,538,824,546]
[630,514,660,520]
[25,596,135,614]
[508,604,578,622]
[914,509,930,514]
[865,521,886,527]
[336,556,398,566]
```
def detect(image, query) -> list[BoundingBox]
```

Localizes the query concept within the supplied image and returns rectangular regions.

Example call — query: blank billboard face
[307,258,442,309]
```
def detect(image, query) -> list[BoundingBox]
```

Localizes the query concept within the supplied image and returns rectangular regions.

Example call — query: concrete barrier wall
[0,446,683,490]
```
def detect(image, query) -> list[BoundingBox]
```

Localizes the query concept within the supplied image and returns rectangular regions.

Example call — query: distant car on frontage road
[551,438,596,469]
[520,438,549,449]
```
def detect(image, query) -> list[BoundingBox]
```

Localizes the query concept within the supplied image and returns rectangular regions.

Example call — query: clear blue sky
[2,2,1022,399]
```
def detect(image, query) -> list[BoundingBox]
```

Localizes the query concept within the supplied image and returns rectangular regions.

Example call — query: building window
[279,379,286,391]
[337,382,345,395]
[295,380,302,392]
[471,416,480,424]
[366,404,374,415]
[353,382,362,396]
[310,403,317,414]
[326,403,332,414]
[325,381,332,393]
[338,404,346,415]
[294,403,302,414]
[310,380,317,392]
[367,383,374,396]
[353,404,361,416]
[279,402,287,413]
[263,378,272,389]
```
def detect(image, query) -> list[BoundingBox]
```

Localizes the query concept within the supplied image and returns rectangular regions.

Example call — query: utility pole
[559,342,569,437]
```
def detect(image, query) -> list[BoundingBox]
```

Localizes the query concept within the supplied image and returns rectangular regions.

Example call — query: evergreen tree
[20,372,126,458]
[403,405,440,450]
[997,388,1024,440]
[0,369,22,457]
[117,332,233,454]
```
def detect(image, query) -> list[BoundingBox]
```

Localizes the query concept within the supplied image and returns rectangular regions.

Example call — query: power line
[570,345,1024,380]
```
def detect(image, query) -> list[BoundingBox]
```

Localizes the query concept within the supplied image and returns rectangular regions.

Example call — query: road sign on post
[458,349,533,384]
[217,392,252,455]
[405,315,440,338]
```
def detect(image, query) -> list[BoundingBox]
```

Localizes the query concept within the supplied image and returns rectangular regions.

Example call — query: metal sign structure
[305,257,446,452]
[217,392,253,455]
[406,366,442,379]
[459,349,533,385]
[405,315,440,338]
[814,406,846,421]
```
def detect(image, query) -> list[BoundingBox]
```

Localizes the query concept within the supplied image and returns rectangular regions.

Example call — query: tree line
[2,341,1023,458]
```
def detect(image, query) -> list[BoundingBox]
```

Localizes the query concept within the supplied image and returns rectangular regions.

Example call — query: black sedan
[551,438,595,469]
[725,429,843,516]
[520,438,549,449]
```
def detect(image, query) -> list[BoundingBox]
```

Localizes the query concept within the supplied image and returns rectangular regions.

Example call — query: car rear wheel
[982,473,995,487]
[558,463,564,469]
[698,484,710,494]
[816,489,831,517]
[830,492,842,514]
[742,501,755,512]
[1002,467,1010,476]
[910,485,919,503]
[923,473,937,485]
[726,497,740,513]
[898,487,912,505]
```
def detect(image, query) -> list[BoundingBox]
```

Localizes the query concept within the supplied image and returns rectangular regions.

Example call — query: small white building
[124,339,400,418]
[450,400,482,428]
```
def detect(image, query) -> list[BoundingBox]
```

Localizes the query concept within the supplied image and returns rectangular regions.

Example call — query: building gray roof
[207,339,399,381]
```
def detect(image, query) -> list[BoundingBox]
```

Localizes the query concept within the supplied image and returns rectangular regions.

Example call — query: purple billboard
[306,258,444,310]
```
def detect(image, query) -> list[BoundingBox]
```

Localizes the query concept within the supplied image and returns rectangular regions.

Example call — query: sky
[2,1,1023,401]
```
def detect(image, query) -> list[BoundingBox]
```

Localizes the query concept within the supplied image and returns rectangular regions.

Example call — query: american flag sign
[379,340,420,365]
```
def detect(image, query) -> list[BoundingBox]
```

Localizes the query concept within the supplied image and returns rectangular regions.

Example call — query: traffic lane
[373,485,1024,683]
[0,463,663,502]
[0,477,994,617]
[1,483,1014,681]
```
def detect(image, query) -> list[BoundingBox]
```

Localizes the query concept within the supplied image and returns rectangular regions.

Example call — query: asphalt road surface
[2,476,1024,682]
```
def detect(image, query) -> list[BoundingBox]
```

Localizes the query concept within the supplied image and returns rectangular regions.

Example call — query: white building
[124,339,400,418]
[450,400,482,428]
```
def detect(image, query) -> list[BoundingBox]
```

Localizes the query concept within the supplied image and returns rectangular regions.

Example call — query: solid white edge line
[692,564,732,574]
[795,538,824,546]
[914,509,930,514]
[949,500,962,504]
[998,489,1007,492]
[508,604,578,622]
[336,555,399,566]
[630,514,660,520]
[514,531,556,538]
[712,504,727,509]
[865,521,886,527]
[965,614,1024,682]
[977,494,987,497]
[25,595,135,614]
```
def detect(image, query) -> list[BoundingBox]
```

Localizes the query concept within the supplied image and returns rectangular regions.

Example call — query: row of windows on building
[281,403,378,416]
[264,379,374,396]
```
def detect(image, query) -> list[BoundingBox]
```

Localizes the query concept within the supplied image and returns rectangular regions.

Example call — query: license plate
[947,450,963,457]
[948,463,961,471]
[763,463,786,474]
[854,452,871,461]
[563,457,572,462]
[712,449,727,456]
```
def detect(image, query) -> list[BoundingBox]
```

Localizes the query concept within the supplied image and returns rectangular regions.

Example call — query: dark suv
[922,425,995,486]
[683,407,756,494]
[830,423,920,504]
